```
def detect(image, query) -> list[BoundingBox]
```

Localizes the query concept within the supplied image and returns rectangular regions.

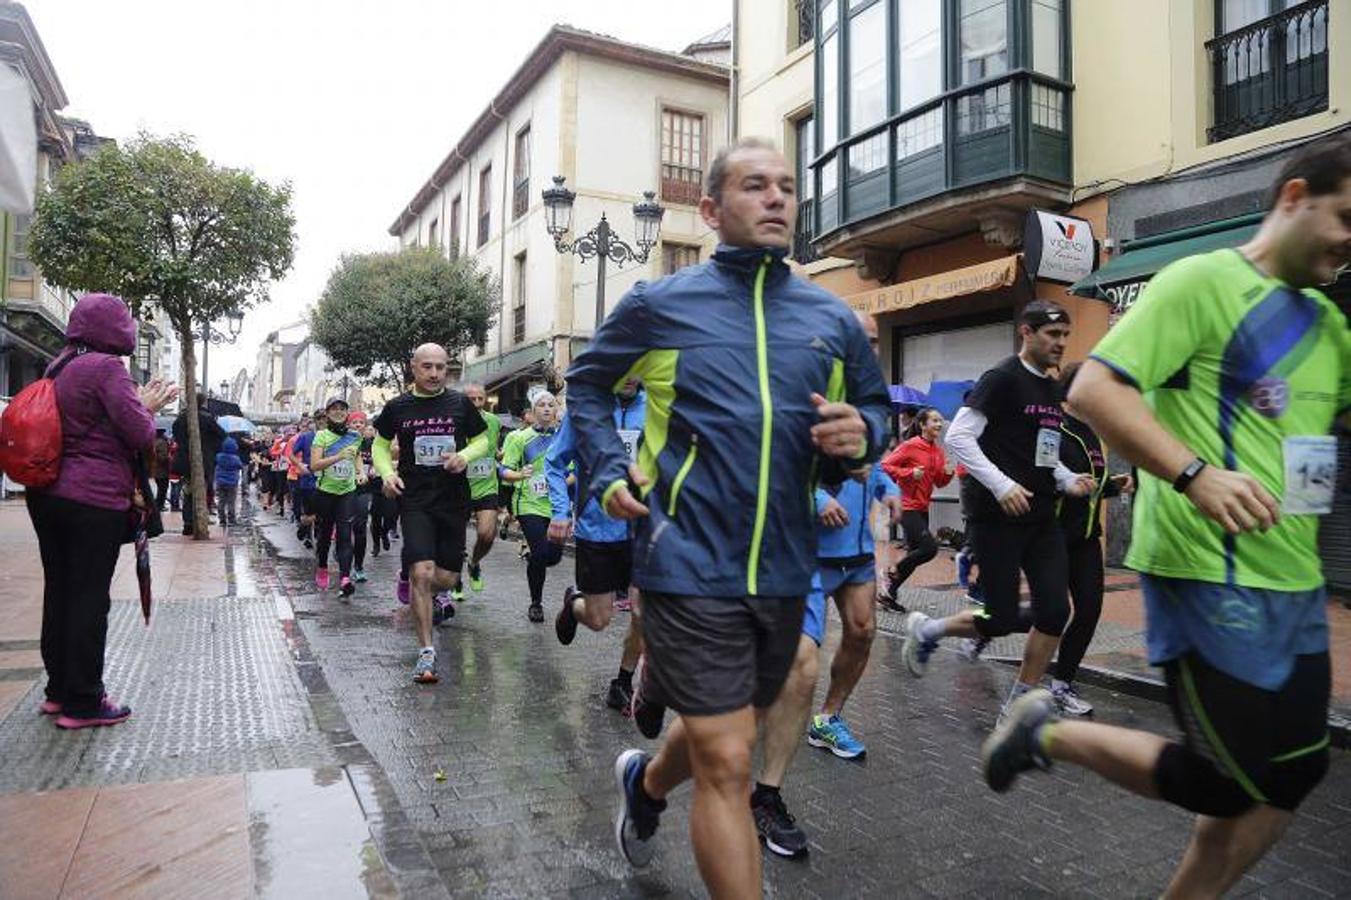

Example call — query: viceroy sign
[1023,210,1097,285]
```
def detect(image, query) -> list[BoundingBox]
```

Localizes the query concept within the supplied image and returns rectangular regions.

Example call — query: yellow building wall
[1074,0,1350,192]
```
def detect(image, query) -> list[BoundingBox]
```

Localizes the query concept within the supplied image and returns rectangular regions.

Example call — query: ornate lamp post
[200,308,243,399]
[542,176,665,331]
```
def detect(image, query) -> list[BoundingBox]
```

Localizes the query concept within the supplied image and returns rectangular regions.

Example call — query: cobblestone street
[1,497,1349,898]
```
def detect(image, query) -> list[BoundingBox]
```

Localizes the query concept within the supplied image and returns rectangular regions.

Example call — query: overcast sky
[27,0,730,383]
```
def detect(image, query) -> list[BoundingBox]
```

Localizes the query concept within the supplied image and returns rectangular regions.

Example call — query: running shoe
[55,697,131,730]
[613,749,664,868]
[1051,682,1093,717]
[382,534,391,551]
[353,568,367,583]
[449,586,466,603]
[629,655,665,739]
[339,576,355,598]
[965,592,986,607]
[555,586,579,645]
[606,678,633,713]
[303,538,314,550]
[527,602,544,624]
[982,688,1057,792]
[901,611,939,678]
[38,699,61,715]
[615,594,633,613]
[412,649,438,684]
[396,575,410,606]
[806,714,866,759]
[959,637,990,662]
[315,568,330,591]
[433,596,455,626]
[499,520,510,541]
[751,788,808,859]
[877,593,908,614]
[518,541,530,560]
[468,563,484,592]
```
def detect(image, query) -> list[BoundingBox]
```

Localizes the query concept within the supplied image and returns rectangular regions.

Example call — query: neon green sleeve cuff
[459,432,490,464]
[372,435,395,480]
[600,479,628,511]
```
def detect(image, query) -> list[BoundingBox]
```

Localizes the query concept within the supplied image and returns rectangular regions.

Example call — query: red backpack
[0,350,78,487]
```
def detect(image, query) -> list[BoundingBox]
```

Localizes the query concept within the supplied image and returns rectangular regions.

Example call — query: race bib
[529,474,549,496]
[1034,428,1061,468]
[328,459,354,481]
[618,429,642,463]
[413,434,455,467]
[467,458,494,480]
[1282,435,1337,515]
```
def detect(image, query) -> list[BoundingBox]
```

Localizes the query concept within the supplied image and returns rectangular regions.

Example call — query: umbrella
[888,384,930,410]
[217,414,256,434]
[132,508,153,624]
[926,380,976,419]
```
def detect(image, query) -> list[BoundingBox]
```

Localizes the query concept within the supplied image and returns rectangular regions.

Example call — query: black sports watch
[1172,458,1207,493]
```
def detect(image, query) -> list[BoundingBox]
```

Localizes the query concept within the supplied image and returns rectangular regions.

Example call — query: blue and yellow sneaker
[806,714,866,759]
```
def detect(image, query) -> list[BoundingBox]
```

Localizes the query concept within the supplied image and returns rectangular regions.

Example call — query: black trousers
[351,492,372,569]
[27,492,126,717]
[893,509,938,587]
[312,491,355,576]
[153,477,170,511]
[518,514,564,605]
[1053,538,1105,683]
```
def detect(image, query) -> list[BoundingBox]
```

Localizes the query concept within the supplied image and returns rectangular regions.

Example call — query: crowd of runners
[150,134,1347,898]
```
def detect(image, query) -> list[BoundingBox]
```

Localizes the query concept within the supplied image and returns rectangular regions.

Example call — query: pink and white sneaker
[55,697,131,730]
[39,699,61,715]
[315,568,331,591]
[396,575,410,605]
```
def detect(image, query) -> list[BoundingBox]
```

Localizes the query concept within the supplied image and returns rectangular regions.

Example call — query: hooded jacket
[546,391,646,544]
[814,463,899,562]
[41,293,156,512]
[566,245,891,598]
[214,437,244,487]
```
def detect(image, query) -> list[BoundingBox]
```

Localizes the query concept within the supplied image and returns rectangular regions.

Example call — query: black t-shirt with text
[964,354,1064,523]
[373,390,486,509]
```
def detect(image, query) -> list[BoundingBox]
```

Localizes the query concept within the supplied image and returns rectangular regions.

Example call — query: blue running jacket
[546,392,647,544]
[566,244,891,598]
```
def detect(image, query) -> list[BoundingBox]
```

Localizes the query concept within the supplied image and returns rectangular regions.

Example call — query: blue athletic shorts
[802,561,874,646]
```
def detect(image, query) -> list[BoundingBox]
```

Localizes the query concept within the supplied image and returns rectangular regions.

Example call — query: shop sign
[1023,210,1096,284]
[1105,279,1148,316]
[844,255,1020,316]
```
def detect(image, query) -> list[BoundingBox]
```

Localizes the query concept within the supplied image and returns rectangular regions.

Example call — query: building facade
[389,25,729,413]
[737,0,1348,574]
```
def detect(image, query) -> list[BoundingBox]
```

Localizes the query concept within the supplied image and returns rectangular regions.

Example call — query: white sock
[918,618,946,642]
[1051,678,1070,693]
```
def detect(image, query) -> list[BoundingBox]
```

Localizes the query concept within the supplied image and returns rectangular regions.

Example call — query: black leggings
[1053,538,1105,683]
[351,492,372,569]
[312,491,355,577]
[518,514,564,605]
[971,518,1069,639]
[27,492,126,717]
[893,510,938,587]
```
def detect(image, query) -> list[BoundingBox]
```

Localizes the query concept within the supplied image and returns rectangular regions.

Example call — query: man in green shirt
[461,382,502,594]
[984,135,1351,897]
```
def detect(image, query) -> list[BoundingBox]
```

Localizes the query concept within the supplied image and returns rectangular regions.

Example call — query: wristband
[1172,458,1207,493]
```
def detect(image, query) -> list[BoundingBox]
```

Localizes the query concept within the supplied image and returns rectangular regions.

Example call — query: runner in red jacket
[881,408,954,601]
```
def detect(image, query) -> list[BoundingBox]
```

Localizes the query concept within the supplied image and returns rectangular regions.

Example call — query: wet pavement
[255,507,1351,899]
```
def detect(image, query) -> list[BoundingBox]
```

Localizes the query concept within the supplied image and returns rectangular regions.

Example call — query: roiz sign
[1023,210,1096,284]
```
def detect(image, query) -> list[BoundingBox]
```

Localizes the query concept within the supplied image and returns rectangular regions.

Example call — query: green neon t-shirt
[468,411,502,499]
[1090,248,1350,591]
[312,428,360,495]
[500,426,556,517]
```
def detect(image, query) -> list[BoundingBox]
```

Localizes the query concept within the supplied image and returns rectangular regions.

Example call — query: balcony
[810,70,1072,259]
[1207,0,1328,143]
[794,0,813,49]
[791,201,820,264]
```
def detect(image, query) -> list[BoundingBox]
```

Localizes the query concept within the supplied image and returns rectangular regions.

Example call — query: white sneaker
[958,637,988,662]
[1051,682,1093,717]
[901,612,936,678]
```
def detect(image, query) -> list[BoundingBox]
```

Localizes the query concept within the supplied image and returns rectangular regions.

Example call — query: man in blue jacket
[545,380,647,711]
[566,137,891,895]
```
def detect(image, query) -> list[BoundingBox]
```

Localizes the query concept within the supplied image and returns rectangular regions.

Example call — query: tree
[28,133,295,538]
[310,247,497,389]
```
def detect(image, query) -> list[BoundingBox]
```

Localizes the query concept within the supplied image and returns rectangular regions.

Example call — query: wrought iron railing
[512,178,529,220]
[660,164,703,206]
[792,202,819,263]
[1206,0,1328,143]
[795,0,814,48]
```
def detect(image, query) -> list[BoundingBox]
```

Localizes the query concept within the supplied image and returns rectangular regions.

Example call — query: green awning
[461,340,549,389]
[1069,212,1263,307]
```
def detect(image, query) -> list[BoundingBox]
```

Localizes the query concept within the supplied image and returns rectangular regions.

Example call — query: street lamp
[200,308,243,400]
[543,175,665,332]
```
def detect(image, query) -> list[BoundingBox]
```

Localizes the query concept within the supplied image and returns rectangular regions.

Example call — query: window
[956,81,1012,134]
[428,217,440,249]
[848,1,886,133]
[896,106,943,159]
[662,243,700,275]
[1031,84,1065,131]
[959,0,1008,85]
[477,166,492,247]
[661,109,705,206]
[1031,0,1063,78]
[1209,0,1327,142]
[793,116,819,263]
[819,14,840,148]
[7,213,33,279]
[513,126,531,221]
[897,0,943,111]
[794,0,814,48]
[512,252,527,344]
[449,196,462,259]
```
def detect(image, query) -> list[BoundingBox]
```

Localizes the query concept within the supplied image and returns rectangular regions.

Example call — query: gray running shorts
[639,592,806,717]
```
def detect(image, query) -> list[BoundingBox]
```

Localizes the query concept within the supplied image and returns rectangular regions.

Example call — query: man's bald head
[409,343,450,394]
[854,309,879,358]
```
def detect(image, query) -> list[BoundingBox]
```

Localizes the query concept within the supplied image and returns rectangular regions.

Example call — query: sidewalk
[0,500,440,899]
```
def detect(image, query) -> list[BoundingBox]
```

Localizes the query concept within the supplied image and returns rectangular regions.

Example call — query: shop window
[661,109,704,206]
[661,243,700,275]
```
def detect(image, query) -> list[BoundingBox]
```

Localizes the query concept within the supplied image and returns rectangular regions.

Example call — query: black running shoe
[982,688,1057,792]
[606,678,633,713]
[613,749,665,868]
[527,602,544,623]
[556,586,579,645]
[629,655,665,739]
[751,789,808,859]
